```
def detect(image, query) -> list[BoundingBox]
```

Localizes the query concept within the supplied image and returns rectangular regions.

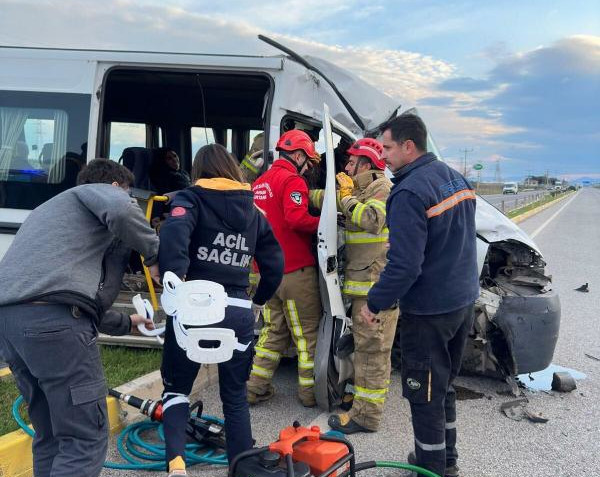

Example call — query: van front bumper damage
[463,288,561,378]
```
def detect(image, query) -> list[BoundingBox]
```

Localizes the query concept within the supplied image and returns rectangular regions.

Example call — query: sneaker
[407,452,460,477]
[328,414,374,435]
[247,385,274,405]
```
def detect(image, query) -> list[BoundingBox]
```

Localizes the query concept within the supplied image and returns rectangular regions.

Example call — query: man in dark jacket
[0,159,159,477]
[361,114,479,477]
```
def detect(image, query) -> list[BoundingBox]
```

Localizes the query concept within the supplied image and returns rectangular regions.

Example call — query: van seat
[120,147,155,191]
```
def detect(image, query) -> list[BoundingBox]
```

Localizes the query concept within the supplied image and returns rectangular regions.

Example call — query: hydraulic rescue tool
[108,388,226,450]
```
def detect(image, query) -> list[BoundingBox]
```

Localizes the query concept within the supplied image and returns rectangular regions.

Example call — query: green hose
[375,460,441,477]
[13,395,228,470]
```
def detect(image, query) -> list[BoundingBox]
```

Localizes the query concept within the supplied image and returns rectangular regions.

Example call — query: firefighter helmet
[276,130,320,163]
[346,138,385,170]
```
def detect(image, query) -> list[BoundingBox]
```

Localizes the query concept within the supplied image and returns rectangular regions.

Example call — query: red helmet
[276,130,320,162]
[346,138,385,170]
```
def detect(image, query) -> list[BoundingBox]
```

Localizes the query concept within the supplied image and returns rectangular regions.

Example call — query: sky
[1,0,599,181]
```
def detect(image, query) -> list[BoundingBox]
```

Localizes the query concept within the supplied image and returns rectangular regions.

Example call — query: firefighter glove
[336,172,354,199]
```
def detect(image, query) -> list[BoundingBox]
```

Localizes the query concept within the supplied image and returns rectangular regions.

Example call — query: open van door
[313,104,357,410]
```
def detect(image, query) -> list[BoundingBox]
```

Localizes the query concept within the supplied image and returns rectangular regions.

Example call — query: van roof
[0,45,399,132]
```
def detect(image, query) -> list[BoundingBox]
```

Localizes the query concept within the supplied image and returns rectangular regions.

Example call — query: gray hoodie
[0,183,159,329]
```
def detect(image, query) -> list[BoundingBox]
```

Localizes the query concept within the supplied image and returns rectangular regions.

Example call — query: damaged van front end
[463,198,561,378]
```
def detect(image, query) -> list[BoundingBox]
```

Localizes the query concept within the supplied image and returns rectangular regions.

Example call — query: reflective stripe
[426,189,476,218]
[241,157,258,173]
[445,421,456,430]
[251,364,273,379]
[287,300,307,352]
[255,346,281,362]
[298,360,314,370]
[256,306,271,348]
[162,395,190,412]
[415,437,446,452]
[287,300,314,372]
[365,198,387,214]
[249,273,259,285]
[342,280,374,296]
[309,189,324,205]
[344,228,389,244]
[354,385,388,404]
[351,203,367,226]
[299,376,315,387]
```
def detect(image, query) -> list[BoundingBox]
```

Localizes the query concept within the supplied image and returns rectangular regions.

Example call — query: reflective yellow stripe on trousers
[342,280,374,296]
[344,228,389,244]
[250,364,273,379]
[255,306,281,362]
[287,300,315,374]
[354,385,388,404]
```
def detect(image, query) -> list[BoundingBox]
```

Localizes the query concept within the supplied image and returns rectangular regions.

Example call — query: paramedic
[158,143,284,476]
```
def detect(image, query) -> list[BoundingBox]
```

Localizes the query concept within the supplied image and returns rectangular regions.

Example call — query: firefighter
[309,138,399,433]
[247,129,323,407]
[240,132,265,183]
[158,144,284,476]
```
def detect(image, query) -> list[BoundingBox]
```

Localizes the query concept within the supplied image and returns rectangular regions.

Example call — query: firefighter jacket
[309,170,391,297]
[252,160,320,274]
[367,153,479,315]
[158,178,284,306]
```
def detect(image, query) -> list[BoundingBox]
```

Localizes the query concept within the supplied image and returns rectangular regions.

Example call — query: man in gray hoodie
[0,159,160,477]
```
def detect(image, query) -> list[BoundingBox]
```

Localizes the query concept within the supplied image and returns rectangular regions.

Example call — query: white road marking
[530,192,578,239]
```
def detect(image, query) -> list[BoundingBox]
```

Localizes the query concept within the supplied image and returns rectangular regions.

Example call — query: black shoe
[407,452,460,477]
[328,414,374,435]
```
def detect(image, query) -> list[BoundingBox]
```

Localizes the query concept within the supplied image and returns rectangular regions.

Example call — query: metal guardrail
[498,191,550,214]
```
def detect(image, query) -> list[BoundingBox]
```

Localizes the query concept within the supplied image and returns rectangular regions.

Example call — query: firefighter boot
[328,413,374,435]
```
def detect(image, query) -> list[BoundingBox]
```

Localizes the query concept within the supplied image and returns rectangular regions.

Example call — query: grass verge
[507,191,571,219]
[0,345,162,436]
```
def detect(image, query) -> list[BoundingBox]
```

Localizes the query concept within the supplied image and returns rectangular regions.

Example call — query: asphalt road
[101,188,600,477]
[480,190,548,212]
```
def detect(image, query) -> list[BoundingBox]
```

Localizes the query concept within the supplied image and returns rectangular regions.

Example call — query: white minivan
[502,182,519,194]
[0,38,560,409]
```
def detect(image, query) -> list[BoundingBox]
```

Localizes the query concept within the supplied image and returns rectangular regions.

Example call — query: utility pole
[494,158,502,183]
[459,148,474,177]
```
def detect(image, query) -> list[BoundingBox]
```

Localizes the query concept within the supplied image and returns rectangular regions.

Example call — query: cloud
[439,77,493,92]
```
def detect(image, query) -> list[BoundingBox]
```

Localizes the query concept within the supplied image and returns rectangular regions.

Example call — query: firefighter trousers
[347,298,399,430]
[400,304,475,476]
[247,266,322,404]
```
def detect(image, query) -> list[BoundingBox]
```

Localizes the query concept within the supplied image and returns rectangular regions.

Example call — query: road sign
[473,163,484,171]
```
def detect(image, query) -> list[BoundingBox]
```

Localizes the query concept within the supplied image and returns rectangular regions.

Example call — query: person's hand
[130,314,155,331]
[148,264,161,285]
[360,304,380,327]
[251,302,265,322]
[336,172,354,199]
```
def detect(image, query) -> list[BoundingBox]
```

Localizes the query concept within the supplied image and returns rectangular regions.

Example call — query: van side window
[109,122,147,161]
[0,91,90,210]
[190,127,216,156]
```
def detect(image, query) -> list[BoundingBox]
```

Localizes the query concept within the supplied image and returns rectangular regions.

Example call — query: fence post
[501,200,505,213]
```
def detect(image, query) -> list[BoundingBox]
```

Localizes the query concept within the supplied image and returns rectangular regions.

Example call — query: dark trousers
[160,293,255,467]
[0,304,108,477]
[400,304,475,476]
